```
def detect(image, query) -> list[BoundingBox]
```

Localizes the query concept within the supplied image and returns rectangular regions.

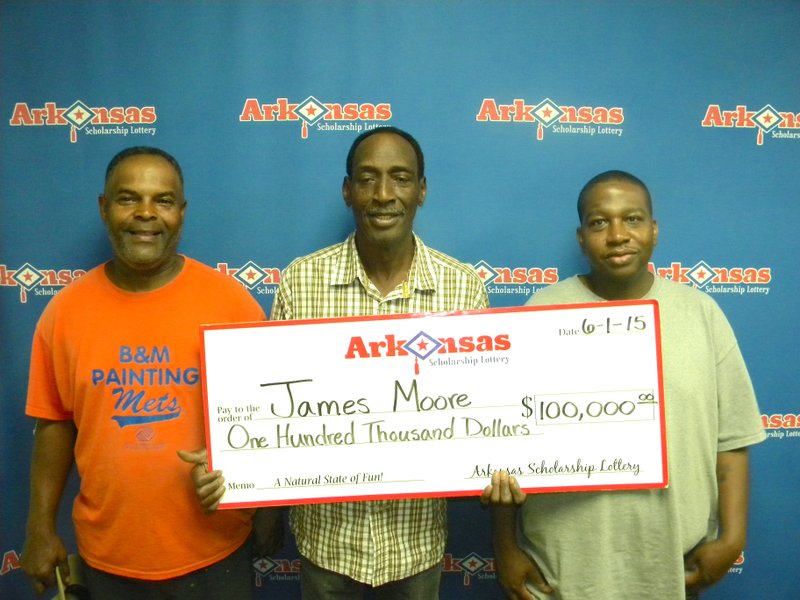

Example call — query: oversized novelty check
[201,301,667,509]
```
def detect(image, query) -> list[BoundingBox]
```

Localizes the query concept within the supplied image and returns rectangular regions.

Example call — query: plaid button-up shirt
[271,233,489,585]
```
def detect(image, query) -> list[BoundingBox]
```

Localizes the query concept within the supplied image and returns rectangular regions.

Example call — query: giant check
[201,300,667,509]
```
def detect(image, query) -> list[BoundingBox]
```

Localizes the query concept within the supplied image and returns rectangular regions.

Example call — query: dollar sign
[521,396,533,418]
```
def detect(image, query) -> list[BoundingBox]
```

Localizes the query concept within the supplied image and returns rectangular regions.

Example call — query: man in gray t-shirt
[484,170,764,600]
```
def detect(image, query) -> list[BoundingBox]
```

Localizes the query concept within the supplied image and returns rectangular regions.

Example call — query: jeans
[300,557,441,600]
[80,541,253,600]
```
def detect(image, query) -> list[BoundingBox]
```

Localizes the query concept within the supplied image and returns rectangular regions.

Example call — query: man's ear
[417,176,427,207]
[342,176,351,207]
[576,227,586,254]
[652,219,658,246]
[98,194,108,222]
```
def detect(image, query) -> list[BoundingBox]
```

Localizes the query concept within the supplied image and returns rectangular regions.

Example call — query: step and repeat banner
[1,2,798,598]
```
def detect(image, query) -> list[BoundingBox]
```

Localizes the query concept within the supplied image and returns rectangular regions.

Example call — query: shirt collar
[332,232,438,294]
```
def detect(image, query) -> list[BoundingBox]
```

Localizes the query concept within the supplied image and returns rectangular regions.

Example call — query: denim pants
[300,557,441,600]
[80,541,253,600]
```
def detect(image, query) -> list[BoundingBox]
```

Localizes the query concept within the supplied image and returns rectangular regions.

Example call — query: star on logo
[457,551,489,576]
[402,331,442,361]
[63,100,97,129]
[533,98,564,127]
[294,96,329,126]
[293,96,330,139]
[686,260,715,288]
[252,556,278,576]
[12,263,45,290]
[472,260,498,285]
[752,104,782,145]
[531,98,565,140]
[233,261,267,289]
[753,105,782,133]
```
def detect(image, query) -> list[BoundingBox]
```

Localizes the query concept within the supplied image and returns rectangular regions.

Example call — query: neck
[582,270,654,301]
[105,255,185,292]
[355,235,415,296]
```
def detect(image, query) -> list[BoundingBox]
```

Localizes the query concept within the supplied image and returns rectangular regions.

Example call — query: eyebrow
[111,188,179,198]
[354,164,416,175]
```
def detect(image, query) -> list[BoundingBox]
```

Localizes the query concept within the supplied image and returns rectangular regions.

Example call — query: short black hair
[577,170,652,222]
[345,127,425,179]
[105,146,184,187]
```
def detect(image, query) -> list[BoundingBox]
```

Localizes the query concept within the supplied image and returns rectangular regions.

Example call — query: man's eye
[157,198,177,207]
[116,196,135,205]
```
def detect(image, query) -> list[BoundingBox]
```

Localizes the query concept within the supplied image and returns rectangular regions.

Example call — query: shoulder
[38,264,105,314]
[652,276,725,315]
[283,241,346,276]
[525,276,585,306]
[181,257,248,292]
[180,257,264,315]
[651,277,740,346]
[420,244,488,310]
[422,244,483,285]
[32,265,109,339]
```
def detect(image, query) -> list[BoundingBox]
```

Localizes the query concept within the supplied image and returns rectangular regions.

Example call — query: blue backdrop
[2,1,798,598]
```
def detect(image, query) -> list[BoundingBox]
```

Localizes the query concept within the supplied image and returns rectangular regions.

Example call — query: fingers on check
[177,447,208,465]
[479,485,493,507]
[508,476,528,505]
[197,476,226,511]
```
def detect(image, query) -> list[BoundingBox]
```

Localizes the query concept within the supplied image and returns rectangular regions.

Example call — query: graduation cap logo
[293,96,330,139]
[752,104,782,146]
[402,331,443,375]
[11,263,45,303]
[472,260,499,285]
[234,261,268,289]
[686,261,715,289]
[532,98,565,141]
[63,100,97,143]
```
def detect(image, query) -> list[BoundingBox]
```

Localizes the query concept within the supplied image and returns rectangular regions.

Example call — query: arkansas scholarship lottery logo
[476,96,625,140]
[649,260,772,296]
[473,260,560,297]
[239,95,392,139]
[344,327,511,375]
[761,411,800,441]
[442,551,496,586]
[701,103,800,145]
[0,263,87,303]
[216,261,281,296]
[8,99,158,143]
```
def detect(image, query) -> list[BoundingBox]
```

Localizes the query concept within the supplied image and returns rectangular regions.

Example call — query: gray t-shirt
[518,275,765,600]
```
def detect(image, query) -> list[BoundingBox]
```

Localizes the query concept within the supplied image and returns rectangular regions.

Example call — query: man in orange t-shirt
[21,147,274,599]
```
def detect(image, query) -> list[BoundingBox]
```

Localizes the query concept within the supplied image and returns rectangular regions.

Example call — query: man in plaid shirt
[273,127,488,598]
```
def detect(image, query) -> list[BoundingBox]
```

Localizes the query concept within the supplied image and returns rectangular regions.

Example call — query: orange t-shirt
[26,257,266,580]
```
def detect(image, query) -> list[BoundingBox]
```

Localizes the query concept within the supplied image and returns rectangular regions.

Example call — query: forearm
[26,419,77,533]
[716,448,749,550]
[492,505,519,551]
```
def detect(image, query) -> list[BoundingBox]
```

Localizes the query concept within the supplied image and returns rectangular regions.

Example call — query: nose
[374,175,393,202]
[607,219,630,243]
[133,198,157,218]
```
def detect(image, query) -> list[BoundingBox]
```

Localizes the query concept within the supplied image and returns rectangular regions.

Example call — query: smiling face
[343,132,426,259]
[100,154,186,289]
[577,179,658,299]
